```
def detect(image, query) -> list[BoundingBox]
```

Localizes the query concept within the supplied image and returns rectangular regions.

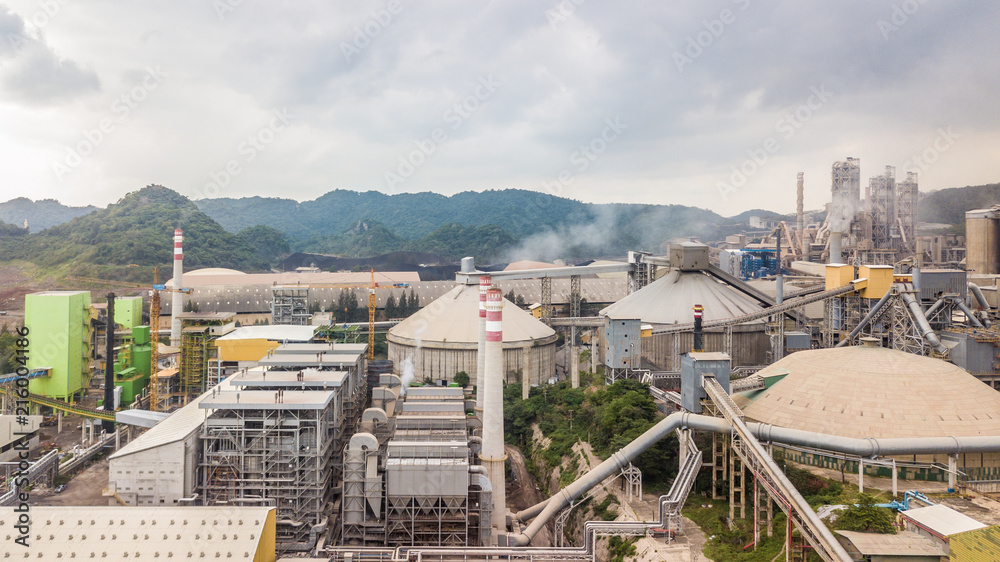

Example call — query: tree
[505,289,515,303]
[835,494,896,534]
[398,292,409,317]
[407,289,420,315]
[385,294,397,319]
[515,294,526,307]
[454,371,470,387]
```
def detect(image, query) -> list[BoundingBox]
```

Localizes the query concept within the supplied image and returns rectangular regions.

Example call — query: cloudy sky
[1,1,997,216]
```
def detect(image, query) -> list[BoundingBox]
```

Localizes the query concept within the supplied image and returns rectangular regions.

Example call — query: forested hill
[0,186,270,276]
[918,182,1000,234]
[0,197,97,232]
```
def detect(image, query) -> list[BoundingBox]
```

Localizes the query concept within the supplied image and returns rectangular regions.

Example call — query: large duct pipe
[835,287,894,347]
[475,275,491,417]
[899,284,949,355]
[103,293,116,434]
[170,228,184,346]
[968,282,993,327]
[796,172,806,256]
[829,231,842,264]
[512,410,1000,542]
[482,288,506,539]
[954,298,985,329]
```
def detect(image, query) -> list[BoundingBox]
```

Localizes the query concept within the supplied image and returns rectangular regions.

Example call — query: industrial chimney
[796,172,805,256]
[693,304,704,352]
[475,275,492,417]
[830,232,843,264]
[170,228,184,346]
[481,287,506,540]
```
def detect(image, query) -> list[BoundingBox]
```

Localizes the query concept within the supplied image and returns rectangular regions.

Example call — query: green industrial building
[115,295,143,331]
[114,325,152,406]
[25,291,92,401]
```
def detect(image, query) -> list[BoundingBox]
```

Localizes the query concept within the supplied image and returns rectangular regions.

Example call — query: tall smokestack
[103,293,116,434]
[475,275,492,417]
[170,228,184,346]
[693,304,704,352]
[830,232,843,264]
[482,288,506,540]
[796,172,805,256]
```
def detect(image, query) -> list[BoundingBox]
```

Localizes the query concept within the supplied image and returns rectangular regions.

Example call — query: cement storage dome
[387,283,558,386]
[740,343,1000,481]
[599,268,769,370]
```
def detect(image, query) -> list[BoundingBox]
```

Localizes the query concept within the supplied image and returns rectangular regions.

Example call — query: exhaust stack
[475,276,492,417]
[830,231,842,264]
[693,304,704,352]
[170,228,184,346]
[796,172,806,256]
[482,288,506,540]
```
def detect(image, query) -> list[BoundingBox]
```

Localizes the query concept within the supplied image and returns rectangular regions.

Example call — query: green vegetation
[0,325,20,374]
[834,493,896,534]
[919,182,1000,234]
[0,186,269,279]
[503,377,679,492]
[0,197,97,232]
[606,536,637,562]
[453,371,470,387]
[237,224,290,264]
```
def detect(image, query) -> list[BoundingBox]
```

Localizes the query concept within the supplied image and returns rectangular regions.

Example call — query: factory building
[24,290,92,401]
[386,283,557,386]
[0,506,278,562]
[600,246,770,371]
[739,342,1000,481]
[342,381,491,547]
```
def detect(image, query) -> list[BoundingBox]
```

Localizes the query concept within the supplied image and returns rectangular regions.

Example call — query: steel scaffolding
[896,172,918,254]
[869,166,896,250]
[180,327,208,399]
[272,286,311,325]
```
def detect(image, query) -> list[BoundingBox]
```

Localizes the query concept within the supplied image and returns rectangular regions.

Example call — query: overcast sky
[1,1,997,216]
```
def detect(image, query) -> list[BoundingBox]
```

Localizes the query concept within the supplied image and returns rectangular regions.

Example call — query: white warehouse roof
[600,269,764,324]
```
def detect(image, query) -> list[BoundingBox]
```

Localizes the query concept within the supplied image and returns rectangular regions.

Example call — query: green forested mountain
[300,220,516,262]
[0,197,97,232]
[919,183,1000,234]
[0,186,270,275]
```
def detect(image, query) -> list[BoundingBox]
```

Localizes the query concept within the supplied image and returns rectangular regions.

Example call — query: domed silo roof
[599,269,764,324]
[742,344,1000,438]
[388,283,556,346]
[386,283,558,386]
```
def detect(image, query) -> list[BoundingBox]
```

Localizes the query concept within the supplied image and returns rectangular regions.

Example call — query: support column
[570,345,580,389]
[57,410,62,434]
[521,346,531,400]
[677,429,690,471]
[712,432,727,500]
[589,333,597,374]
[892,458,898,498]
[729,447,745,521]
[948,455,958,491]
[858,458,864,494]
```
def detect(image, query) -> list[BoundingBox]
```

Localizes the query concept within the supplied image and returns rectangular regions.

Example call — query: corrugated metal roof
[743,346,1000,439]
[216,325,317,341]
[0,506,272,558]
[949,524,1000,560]
[167,269,420,287]
[599,269,764,324]
[835,530,946,556]
[387,283,555,345]
[902,505,988,537]
[110,375,236,460]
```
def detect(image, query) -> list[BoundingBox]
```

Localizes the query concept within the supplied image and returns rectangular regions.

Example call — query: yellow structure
[825,264,854,291]
[858,265,894,299]
[217,337,283,362]
[948,525,1000,560]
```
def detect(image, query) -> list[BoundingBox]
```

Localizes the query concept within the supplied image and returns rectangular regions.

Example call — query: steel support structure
[271,286,311,325]
[869,166,896,250]
[569,275,581,319]
[540,277,552,323]
[896,172,918,254]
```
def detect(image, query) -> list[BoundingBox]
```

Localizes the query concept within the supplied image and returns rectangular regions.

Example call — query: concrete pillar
[81,420,86,444]
[948,455,958,491]
[678,429,690,471]
[57,410,62,434]
[590,333,597,374]
[892,458,897,498]
[522,348,530,401]
[570,346,580,389]
[858,458,864,494]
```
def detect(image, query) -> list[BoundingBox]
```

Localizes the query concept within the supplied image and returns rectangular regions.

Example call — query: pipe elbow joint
[510,533,531,547]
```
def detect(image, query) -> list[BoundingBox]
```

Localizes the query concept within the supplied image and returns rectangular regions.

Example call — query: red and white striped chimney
[482,287,506,539]
[170,228,185,346]
[475,275,492,416]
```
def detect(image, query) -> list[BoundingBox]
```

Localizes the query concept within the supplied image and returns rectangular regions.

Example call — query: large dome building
[387,283,558,386]
[600,268,770,370]
[739,342,1000,481]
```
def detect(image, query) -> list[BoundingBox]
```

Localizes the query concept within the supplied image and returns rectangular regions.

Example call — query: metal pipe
[512,411,1000,542]
[899,285,949,355]
[954,297,985,328]
[835,288,894,347]
[924,298,946,319]
[968,282,993,327]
